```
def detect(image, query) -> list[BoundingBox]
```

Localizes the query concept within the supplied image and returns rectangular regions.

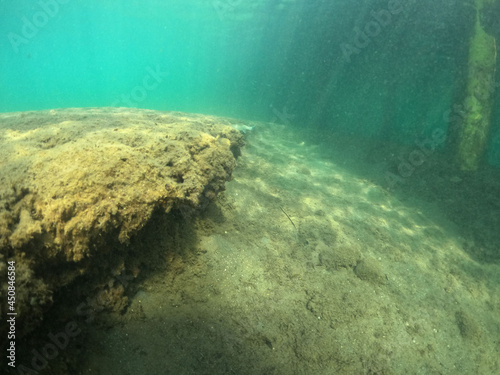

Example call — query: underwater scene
[1,0,500,374]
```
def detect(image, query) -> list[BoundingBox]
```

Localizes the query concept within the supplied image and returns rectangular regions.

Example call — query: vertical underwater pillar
[456,0,497,171]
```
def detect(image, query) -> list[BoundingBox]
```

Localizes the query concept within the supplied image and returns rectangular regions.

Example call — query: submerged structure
[456,0,498,170]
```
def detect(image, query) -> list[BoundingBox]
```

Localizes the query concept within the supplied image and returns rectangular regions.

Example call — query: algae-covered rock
[0,107,245,339]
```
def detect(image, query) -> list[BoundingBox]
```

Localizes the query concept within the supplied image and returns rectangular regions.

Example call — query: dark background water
[1,0,499,166]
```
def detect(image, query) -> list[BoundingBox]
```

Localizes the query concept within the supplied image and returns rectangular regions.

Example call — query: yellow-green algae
[457,0,497,171]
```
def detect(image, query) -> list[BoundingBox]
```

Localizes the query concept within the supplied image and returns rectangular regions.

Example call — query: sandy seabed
[2,110,500,374]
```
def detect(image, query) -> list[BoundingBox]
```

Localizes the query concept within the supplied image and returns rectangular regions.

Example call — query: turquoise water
[1,0,309,121]
[1,2,500,374]
[1,0,499,166]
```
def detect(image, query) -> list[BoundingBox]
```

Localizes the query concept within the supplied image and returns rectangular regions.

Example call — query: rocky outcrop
[0,107,244,339]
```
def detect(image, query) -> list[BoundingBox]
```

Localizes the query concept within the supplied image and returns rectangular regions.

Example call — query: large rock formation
[0,107,244,339]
